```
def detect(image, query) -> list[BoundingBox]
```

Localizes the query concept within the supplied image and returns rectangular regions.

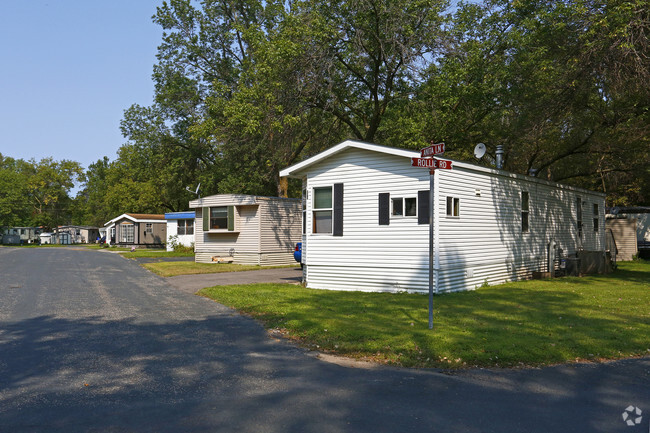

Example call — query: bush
[168,235,194,253]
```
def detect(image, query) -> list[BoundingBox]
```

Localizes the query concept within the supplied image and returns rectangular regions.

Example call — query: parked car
[294,242,302,267]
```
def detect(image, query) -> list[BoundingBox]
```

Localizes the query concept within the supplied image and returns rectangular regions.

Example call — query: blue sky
[0,1,162,171]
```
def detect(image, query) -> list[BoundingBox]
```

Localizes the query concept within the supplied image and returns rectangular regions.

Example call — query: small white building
[190,194,301,265]
[609,206,650,259]
[165,211,196,251]
[280,140,607,293]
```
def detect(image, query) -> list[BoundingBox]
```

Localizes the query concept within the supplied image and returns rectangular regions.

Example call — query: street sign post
[420,142,445,158]
[412,144,452,330]
[411,157,453,169]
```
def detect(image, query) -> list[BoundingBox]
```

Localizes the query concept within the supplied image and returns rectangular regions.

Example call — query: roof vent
[495,145,504,169]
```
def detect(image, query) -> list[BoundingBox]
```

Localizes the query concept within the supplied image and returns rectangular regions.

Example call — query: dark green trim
[227,206,235,231]
[203,207,209,231]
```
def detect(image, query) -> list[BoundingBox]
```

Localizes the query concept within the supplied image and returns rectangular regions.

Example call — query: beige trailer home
[190,194,301,266]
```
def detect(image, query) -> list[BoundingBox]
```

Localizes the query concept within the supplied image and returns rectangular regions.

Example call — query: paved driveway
[0,247,648,433]
[166,267,303,294]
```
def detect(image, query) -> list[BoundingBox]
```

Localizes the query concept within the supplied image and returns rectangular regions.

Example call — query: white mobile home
[165,211,196,251]
[190,194,301,266]
[280,141,606,293]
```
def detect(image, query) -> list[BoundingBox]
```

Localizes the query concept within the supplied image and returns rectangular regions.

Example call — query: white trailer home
[165,211,196,252]
[280,140,607,293]
[190,194,301,266]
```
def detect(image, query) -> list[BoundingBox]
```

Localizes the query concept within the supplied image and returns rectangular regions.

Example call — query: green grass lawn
[120,250,194,259]
[199,261,650,369]
[142,261,297,277]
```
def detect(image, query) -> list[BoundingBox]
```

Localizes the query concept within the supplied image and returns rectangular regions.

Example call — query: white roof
[279,140,416,177]
[279,140,605,197]
[103,213,166,227]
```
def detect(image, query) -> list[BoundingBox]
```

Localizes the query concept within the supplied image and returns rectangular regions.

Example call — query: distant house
[189,194,301,265]
[280,140,607,294]
[165,211,195,252]
[53,225,100,244]
[104,214,167,247]
[2,227,41,244]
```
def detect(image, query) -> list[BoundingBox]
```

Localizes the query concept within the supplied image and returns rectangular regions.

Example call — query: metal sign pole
[429,167,434,330]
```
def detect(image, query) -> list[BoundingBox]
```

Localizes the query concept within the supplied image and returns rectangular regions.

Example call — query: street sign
[410,145,453,331]
[411,157,453,169]
[420,142,445,158]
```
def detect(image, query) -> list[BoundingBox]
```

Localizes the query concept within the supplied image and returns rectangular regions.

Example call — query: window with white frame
[210,207,229,230]
[312,186,332,234]
[446,196,460,217]
[391,197,417,217]
[145,223,153,234]
[120,223,135,243]
[177,219,194,235]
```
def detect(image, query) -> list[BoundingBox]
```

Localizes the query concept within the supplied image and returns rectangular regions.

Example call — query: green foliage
[8,0,650,228]
[412,0,650,204]
[167,234,194,253]
[0,153,82,229]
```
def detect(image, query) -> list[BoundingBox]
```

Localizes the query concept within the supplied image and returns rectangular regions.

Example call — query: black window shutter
[203,207,210,231]
[227,206,235,231]
[418,190,430,224]
[333,183,343,236]
[378,193,390,225]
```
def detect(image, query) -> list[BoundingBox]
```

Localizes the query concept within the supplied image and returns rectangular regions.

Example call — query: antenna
[474,143,486,159]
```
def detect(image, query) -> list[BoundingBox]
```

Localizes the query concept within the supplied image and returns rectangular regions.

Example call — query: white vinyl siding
[298,146,605,294]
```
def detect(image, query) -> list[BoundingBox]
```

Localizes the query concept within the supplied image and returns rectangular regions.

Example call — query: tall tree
[411,0,649,204]
[0,154,30,227]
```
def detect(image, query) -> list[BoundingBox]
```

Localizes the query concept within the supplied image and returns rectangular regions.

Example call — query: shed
[189,194,301,265]
[53,225,100,244]
[39,232,53,244]
[605,218,638,261]
[610,206,650,259]
[104,214,166,247]
[280,140,607,293]
[165,211,196,252]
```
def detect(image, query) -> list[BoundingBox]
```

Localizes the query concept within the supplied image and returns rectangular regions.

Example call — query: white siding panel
[301,147,606,293]
[166,220,178,252]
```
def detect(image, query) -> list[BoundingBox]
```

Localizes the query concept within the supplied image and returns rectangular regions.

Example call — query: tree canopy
[4,0,648,231]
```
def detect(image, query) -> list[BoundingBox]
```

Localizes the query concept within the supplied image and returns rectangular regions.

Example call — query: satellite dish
[474,143,487,159]
[185,183,201,199]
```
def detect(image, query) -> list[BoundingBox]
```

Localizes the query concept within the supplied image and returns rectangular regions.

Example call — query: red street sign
[411,157,453,170]
[420,142,445,157]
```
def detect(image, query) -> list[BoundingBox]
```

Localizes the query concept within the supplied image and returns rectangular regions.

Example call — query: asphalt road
[0,247,648,433]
